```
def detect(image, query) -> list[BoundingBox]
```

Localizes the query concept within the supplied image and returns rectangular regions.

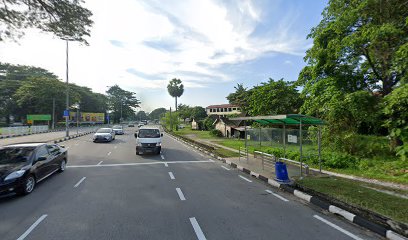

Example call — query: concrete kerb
[165,131,407,240]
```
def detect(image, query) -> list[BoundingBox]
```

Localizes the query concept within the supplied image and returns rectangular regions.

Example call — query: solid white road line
[313,215,364,240]
[66,147,70,149]
[239,175,252,183]
[114,146,118,149]
[221,166,230,171]
[97,161,103,165]
[67,160,214,168]
[199,153,204,157]
[189,217,207,240]
[169,172,175,180]
[164,162,169,167]
[161,155,165,160]
[176,188,186,201]
[74,177,86,188]
[17,214,48,240]
[107,151,112,156]
[208,159,215,162]
[265,190,289,202]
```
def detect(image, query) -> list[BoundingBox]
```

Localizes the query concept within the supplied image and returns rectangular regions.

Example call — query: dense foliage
[167,78,184,112]
[149,108,167,121]
[227,78,302,116]
[0,63,140,125]
[0,0,93,43]
[106,85,140,123]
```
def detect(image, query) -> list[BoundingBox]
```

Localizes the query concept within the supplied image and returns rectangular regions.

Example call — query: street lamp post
[65,40,69,137]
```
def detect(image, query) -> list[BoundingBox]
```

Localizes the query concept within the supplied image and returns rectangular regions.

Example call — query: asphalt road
[0,126,381,240]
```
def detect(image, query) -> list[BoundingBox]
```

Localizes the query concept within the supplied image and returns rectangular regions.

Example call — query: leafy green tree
[248,78,302,116]
[167,78,184,112]
[149,108,167,121]
[177,104,192,122]
[13,77,80,121]
[161,111,179,131]
[0,63,62,123]
[226,83,251,112]
[106,85,140,123]
[191,106,207,120]
[383,83,408,160]
[0,0,93,43]
[299,0,408,96]
[135,111,148,121]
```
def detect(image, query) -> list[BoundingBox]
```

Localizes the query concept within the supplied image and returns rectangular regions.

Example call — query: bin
[275,161,290,183]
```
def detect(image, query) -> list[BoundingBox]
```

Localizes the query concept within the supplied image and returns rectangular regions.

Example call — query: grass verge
[296,176,408,224]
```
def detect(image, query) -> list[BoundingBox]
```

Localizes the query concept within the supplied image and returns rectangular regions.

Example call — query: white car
[112,125,124,135]
[93,128,115,142]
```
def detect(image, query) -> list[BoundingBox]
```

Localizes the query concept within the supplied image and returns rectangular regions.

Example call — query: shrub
[210,129,223,137]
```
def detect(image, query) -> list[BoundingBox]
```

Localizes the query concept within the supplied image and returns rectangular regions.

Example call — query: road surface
[0,127,380,240]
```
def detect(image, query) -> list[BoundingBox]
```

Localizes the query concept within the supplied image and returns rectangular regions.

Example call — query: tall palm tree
[167,78,184,112]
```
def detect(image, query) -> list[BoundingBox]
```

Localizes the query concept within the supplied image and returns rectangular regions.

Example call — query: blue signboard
[63,110,70,117]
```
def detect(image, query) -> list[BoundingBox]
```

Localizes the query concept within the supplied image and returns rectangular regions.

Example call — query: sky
[0,0,328,112]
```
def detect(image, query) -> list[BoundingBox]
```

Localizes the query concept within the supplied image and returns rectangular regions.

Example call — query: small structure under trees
[230,114,325,176]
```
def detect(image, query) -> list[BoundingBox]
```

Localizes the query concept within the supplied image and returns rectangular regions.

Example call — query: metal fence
[0,125,49,136]
[245,127,322,175]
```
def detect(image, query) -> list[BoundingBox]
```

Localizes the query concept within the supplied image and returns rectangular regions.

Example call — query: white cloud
[0,0,309,111]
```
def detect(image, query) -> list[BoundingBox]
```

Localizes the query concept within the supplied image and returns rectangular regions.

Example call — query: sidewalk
[195,137,408,191]
[0,127,97,146]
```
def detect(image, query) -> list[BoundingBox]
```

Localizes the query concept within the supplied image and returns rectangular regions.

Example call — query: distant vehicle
[0,143,67,196]
[128,123,135,127]
[135,127,163,155]
[112,125,124,135]
[93,128,115,142]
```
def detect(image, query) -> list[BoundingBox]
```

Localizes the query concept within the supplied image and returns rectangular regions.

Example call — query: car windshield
[0,147,35,164]
[138,129,160,138]
[113,125,122,129]
[97,128,111,133]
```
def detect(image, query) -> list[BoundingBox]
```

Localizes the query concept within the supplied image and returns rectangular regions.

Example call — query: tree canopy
[106,85,140,123]
[0,0,93,43]
[149,108,167,121]
[167,78,184,112]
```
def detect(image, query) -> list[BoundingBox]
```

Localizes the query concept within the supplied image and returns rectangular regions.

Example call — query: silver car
[112,125,124,135]
[93,128,115,142]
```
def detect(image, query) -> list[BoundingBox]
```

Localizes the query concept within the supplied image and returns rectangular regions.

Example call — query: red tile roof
[206,104,239,109]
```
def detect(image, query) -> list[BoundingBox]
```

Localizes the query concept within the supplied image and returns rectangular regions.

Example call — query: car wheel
[58,160,66,173]
[136,151,139,155]
[19,175,36,195]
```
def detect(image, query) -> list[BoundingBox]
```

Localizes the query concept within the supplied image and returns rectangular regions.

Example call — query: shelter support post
[244,121,247,149]
[299,119,303,177]
[318,125,322,173]
[259,127,261,147]
[283,124,286,158]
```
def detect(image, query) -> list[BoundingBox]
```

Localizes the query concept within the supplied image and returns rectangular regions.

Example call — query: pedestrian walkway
[0,127,96,146]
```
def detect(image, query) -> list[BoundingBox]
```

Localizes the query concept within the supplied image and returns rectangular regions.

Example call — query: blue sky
[0,0,328,112]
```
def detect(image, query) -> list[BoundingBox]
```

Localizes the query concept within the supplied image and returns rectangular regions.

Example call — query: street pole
[120,100,123,124]
[65,40,69,137]
[76,104,79,135]
[169,107,172,131]
[52,97,55,130]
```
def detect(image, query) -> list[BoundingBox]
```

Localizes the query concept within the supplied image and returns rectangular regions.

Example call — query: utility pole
[120,99,123,124]
[169,107,172,131]
[65,40,69,137]
[76,103,80,135]
[52,97,55,130]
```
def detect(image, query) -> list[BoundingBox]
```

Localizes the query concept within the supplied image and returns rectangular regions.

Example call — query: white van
[135,127,163,155]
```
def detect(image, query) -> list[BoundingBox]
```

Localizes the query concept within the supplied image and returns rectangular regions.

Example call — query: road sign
[63,110,70,117]
[27,114,51,121]
[27,120,33,124]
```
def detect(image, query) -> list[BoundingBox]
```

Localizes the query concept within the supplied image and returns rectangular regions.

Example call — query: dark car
[0,143,67,196]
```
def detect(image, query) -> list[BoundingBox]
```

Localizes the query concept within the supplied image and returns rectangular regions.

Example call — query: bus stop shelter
[230,114,325,176]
